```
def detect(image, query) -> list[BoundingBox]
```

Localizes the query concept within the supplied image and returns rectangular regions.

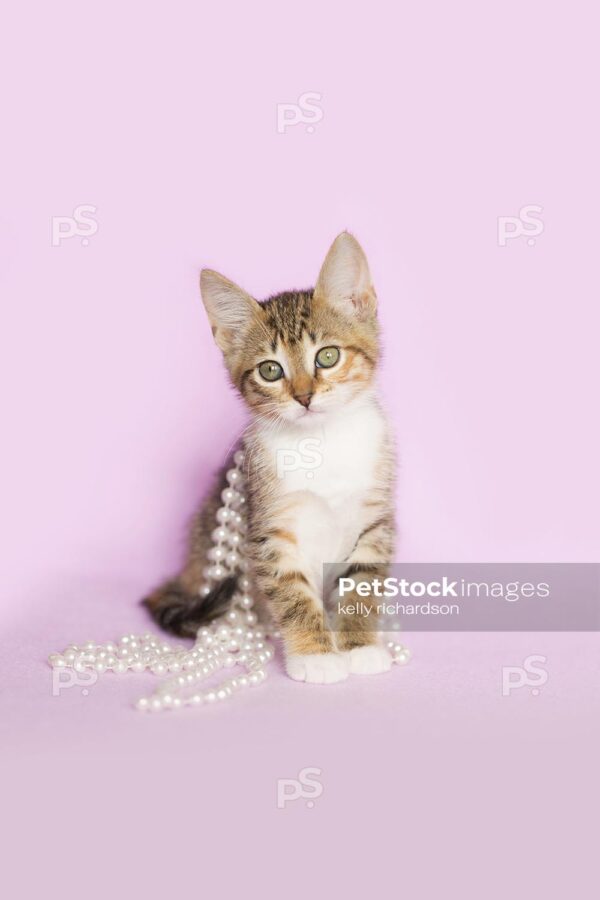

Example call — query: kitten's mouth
[283,406,324,423]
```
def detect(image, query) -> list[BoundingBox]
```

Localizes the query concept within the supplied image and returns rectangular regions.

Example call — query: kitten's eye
[258,360,284,382]
[315,346,340,369]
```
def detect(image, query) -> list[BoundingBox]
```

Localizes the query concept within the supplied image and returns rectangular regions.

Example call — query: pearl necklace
[48,450,411,711]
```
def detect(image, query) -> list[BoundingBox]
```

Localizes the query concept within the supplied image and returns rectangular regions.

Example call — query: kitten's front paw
[286,652,350,684]
[347,645,392,675]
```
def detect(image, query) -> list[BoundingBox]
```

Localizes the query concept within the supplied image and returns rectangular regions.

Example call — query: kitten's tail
[142,576,238,637]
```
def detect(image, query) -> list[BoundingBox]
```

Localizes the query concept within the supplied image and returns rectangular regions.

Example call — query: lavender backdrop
[1,2,598,898]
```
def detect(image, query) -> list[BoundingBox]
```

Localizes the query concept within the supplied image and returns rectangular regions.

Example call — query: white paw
[347,645,392,675]
[286,652,350,684]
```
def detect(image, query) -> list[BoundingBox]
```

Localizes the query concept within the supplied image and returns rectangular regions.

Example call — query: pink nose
[294,393,312,409]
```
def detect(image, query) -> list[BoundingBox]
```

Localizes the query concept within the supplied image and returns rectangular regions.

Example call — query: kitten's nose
[294,392,312,409]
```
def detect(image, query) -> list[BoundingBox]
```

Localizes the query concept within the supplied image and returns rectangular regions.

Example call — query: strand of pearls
[48,450,410,711]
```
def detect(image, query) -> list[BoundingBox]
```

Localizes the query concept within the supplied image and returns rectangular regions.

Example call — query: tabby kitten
[144,232,396,683]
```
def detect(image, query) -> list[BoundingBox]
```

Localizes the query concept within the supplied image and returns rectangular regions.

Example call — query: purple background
[1,1,598,897]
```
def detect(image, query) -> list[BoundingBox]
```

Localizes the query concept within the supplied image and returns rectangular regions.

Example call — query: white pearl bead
[208,546,227,562]
[216,507,232,524]
[225,551,240,568]
[234,450,245,466]
[226,468,242,486]
[212,526,229,543]
[221,487,235,505]
[136,698,150,711]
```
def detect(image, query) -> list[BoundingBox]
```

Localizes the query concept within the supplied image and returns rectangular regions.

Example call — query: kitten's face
[235,291,377,424]
[200,232,379,425]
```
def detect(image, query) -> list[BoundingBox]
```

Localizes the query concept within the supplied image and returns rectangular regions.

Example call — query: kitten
[144,232,396,683]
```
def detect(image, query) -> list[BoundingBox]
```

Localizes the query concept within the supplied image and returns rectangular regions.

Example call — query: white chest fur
[255,402,386,580]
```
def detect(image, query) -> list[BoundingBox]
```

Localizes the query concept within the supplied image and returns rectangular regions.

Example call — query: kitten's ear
[200,269,259,355]
[314,232,376,319]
